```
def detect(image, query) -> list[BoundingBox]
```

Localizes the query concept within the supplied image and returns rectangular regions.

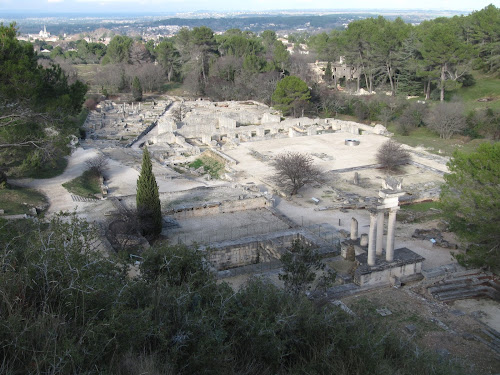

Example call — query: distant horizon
[0,0,497,14]
[0,7,481,20]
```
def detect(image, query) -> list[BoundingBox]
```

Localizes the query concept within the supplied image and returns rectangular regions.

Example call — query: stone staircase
[427,271,500,302]
[476,325,500,355]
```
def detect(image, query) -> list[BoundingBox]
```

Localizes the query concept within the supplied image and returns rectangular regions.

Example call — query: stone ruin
[148,98,389,153]
[83,99,171,144]
[83,97,390,169]
[341,178,425,287]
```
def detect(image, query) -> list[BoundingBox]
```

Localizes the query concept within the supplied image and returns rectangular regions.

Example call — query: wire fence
[171,216,340,247]
[171,221,289,246]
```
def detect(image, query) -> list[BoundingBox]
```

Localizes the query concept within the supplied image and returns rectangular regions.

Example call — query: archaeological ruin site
[13,95,498,367]
[77,96,499,296]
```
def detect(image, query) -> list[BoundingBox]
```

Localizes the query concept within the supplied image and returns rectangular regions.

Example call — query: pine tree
[132,76,143,101]
[136,146,162,237]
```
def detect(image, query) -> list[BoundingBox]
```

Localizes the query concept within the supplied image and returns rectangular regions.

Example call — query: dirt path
[10,148,100,215]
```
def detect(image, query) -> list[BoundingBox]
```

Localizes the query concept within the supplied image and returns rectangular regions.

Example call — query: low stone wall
[203,230,313,271]
[200,229,339,272]
[167,196,269,218]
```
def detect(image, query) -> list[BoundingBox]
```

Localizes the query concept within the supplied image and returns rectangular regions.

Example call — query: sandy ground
[451,298,500,332]
[342,287,500,374]
[10,145,224,220]
[225,132,448,185]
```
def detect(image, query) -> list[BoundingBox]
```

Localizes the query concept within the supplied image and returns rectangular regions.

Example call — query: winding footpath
[10,148,99,215]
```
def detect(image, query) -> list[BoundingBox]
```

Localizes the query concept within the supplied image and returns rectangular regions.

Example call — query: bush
[376,140,411,172]
[353,99,369,121]
[396,102,427,135]
[0,218,468,374]
[85,154,108,177]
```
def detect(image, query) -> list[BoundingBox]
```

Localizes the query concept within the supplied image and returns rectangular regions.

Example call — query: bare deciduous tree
[129,42,151,65]
[85,154,108,177]
[376,140,411,172]
[425,101,466,139]
[271,152,323,195]
[136,63,165,93]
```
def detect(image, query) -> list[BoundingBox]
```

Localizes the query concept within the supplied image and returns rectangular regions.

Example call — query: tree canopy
[440,142,500,270]
[0,23,87,176]
[0,214,467,374]
[271,151,322,195]
[272,76,311,116]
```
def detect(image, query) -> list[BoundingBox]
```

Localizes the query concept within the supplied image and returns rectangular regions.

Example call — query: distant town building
[23,25,58,42]
[39,25,50,39]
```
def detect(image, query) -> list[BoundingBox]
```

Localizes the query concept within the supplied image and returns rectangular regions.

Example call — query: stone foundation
[202,230,338,271]
[354,247,425,287]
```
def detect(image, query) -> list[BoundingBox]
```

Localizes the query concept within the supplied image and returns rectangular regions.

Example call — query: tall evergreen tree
[324,61,333,83]
[136,146,162,237]
[132,76,143,101]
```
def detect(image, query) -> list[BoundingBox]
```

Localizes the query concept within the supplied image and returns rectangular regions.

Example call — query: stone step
[427,272,500,302]
[324,283,360,299]
[433,286,494,301]
[440,274,491,284]
[71,195,99,202]
[449,269,491,278]
[428,280,479,294]
[475,328,500,355]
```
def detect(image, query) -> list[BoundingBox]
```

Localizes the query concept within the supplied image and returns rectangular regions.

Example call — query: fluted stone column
[368,212,378,266]
[350,218,358,241]
[385,208,398,262]
[376,211,385,256]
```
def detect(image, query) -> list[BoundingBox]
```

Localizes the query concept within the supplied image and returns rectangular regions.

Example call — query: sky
[0,0,498,13]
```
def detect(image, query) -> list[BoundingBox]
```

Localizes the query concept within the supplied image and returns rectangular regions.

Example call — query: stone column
[350,218,358,241]
[360,234,368,247]
[385,208,398,262]
[368,212,377,266]
[376,210,384,256]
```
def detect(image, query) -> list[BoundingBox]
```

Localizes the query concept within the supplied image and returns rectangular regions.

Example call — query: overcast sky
[0,0,498,13]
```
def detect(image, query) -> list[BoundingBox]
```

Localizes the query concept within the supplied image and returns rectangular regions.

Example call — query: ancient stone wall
[205,231,310,271]
[167,196,269,218]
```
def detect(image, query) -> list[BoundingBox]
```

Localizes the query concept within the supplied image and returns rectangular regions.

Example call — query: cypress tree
[324,61,333,83]
[136,146,162,237]
[132,76,143,101]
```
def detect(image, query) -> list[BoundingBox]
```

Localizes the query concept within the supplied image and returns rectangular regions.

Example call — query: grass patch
[161,82,184,95]
[455,71,500,112]
[398,201,443,223]
[62,170,101,198]
[389,125,491,156]
[74,64,101,92]
[188,156,225,178]
[0,185,47,215]
[400,201,441,212]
